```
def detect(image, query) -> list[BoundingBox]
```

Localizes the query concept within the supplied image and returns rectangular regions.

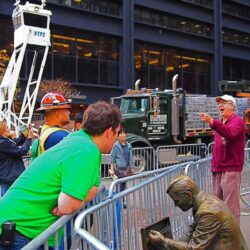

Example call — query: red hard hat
[37,92,71,111]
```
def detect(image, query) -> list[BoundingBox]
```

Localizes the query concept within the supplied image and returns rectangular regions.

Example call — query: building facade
[0,0,250,103]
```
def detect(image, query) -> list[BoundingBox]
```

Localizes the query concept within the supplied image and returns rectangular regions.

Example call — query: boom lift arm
[0,0,51,135]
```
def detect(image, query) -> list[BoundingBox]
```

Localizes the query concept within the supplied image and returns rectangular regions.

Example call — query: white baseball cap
[215,94,236,106]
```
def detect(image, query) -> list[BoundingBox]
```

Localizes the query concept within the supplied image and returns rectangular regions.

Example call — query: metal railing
[240,148,250,215]
[156,143,207,168]
[74,163,191,250]
[101,147,156,179]
[107,161,191,198]
[246,140,250,148]
[22,185,107,250]
[73,149,250,249]
[19,144,250,249]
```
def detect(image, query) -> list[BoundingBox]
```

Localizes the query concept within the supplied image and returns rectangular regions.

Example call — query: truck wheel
[132,151,149,174]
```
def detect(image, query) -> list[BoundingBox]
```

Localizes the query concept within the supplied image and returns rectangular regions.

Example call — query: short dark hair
[82,101,121,136]
[118,127,126,135]
[74,112,83,124]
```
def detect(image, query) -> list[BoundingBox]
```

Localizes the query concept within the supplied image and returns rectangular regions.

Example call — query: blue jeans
[0,233,45,250]
[0,184,10,197]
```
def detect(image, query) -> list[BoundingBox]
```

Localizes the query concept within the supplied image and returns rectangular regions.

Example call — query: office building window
[0,20,13,81]
[223,57,250,80]
[181,0,212,8]
[135,8,212,38]
[48,0,120,16]
[223,1,250,20]
[223,29,250,47]
[43,27,119,86]
[135,43,211,94]
[0,21,119,86]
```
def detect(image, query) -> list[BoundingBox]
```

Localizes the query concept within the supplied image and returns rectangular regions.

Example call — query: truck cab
[112,87,185,148]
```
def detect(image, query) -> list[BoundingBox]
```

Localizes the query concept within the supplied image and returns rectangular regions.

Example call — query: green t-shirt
[0,129,101,245]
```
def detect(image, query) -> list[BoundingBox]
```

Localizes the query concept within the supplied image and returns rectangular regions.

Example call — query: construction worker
[31,92,71,160]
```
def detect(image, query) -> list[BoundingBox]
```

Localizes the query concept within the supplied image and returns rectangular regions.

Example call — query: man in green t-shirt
[0,101,121,249]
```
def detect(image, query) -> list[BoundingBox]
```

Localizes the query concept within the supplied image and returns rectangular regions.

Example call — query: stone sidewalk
[241,197,250,248]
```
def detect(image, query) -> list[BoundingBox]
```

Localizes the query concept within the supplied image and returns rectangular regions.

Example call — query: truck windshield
[120,98,148,115]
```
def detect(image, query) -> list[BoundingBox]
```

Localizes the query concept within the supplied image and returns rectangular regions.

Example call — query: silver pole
[41,0,46,8]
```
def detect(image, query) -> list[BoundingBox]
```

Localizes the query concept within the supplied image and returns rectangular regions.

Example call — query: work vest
[36,125,68,157]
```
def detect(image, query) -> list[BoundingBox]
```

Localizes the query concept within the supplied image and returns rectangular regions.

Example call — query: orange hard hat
[37,92,71,111]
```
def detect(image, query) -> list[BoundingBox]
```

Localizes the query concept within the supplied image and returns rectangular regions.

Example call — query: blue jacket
[110,141,133,170]
[0,134,32,184]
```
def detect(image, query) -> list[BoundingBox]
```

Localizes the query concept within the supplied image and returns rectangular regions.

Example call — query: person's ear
[106,127,113,138]
[55,109,62,118]
[76,123,82,130]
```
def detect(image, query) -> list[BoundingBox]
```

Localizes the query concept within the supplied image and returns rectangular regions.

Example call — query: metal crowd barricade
[156,143,207,168]
[207,142,214,156]
[101,154,112,179]
[74,163,193,250]
[240,148,250,215]
[101,147,156,179]
[107,161,191,198]
[132,146,156,173]
[246,140,250,148]
[184,157,212,194]
[22,185,107,250]
[185,149,250,216]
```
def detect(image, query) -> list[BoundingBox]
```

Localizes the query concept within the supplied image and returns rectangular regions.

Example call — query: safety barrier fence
[107,161,191,198]
[20,161,197,250]
[184,157,212,193]
[240,148,250,215]
[156,143,207,168]
[207,142,214,156]
[20,140,250,179]
[22,185,107,250]
[74,163,193,250]
[247,139,250,148]
[102,143,207,179]
[74,150,250,249]
[21,143,214,181]
[20,147,250,249]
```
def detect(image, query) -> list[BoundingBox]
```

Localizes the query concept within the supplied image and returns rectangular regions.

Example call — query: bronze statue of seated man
[149,175,247,250]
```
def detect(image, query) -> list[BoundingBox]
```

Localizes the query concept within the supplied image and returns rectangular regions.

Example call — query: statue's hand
[149,230,165,245]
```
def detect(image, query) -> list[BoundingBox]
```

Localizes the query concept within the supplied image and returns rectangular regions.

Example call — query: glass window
[181,0,212,8]
[231,60,243,80]
[78,57,98,84]
[135,42,211,94]
[23,13,47,28]
[0,20,13,81]
[223,57,231,79]
[223,1,250,20]
[223,57,250,81]
[197,73,210,94]
[49,0,120,17]
[134,7,212,38]
[100,60,119,85]
[52,34,76,55]
[43,53,52,79]
[13,13,22,30]
[244,63,250,79]
[53,54,76,82]
[50,27,119,86]
[223,29,250,47]
[120,98,148,115]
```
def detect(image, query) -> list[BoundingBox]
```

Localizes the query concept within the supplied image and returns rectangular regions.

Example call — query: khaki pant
[212,171,241,223]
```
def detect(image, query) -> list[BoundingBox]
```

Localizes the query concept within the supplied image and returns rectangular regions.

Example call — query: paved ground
[241,217,250,247]
[241,197,250,247]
